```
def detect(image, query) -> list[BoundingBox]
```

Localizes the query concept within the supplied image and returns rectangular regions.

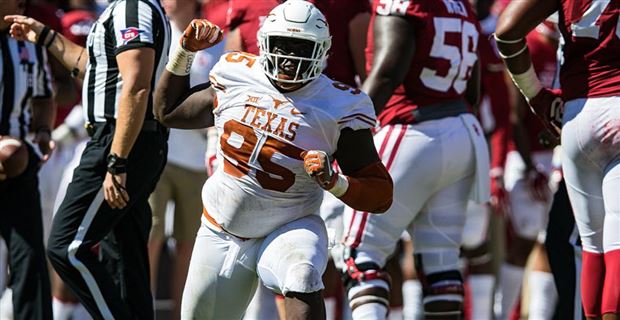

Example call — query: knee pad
[342,257,391,312]
[460,241,492,267]
[282,263,324,295]
[415,254,464,319]
[462,202,490,249]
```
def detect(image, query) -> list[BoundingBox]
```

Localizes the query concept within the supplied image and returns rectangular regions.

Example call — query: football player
[153,1,393,319]
[496,21,560,320]
[340,0,489,319]
[496,1,620,319]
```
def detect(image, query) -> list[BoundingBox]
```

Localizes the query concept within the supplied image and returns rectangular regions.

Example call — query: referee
[0,1,55,318]
[6,0,171,318]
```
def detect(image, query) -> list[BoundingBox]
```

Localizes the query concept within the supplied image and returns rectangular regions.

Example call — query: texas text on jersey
[203,51,376,238]
[368,0,481,125]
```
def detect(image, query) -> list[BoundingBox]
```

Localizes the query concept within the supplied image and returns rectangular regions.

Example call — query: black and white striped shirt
[83,0,170,123]
[0,32,52,139]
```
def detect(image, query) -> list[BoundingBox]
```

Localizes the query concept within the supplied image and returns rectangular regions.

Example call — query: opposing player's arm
[465,62,480,111]
[362,14,416,115]
[496,0,563,136]
[154,74,215,129]
[510,87,536,170]
[348,12,371,82]
[495,0,557,74]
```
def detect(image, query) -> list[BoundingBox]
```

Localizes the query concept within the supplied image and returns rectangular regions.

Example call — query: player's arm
[362,14,416,115]
[348,11,371,82]
[511,91,535,171]
[154,19,223,129]
[154,74,216,129]
[495,0,563,134]
[303,128,393,213]
[6,15,88,80]
[465,62,481,111]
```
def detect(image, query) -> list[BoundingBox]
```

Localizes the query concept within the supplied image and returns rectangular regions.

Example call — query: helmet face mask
[257,0,332,86]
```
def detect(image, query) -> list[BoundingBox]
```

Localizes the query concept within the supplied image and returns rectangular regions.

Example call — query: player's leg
[544,179,582,320]
[320,190,346,320]
[461,201,494,320]
[243,280,280,320]
[401,237,424,320]
[602,159,620,319]
[498,151,553,319]
[412,174,474,320]
[527,241,558,320]
[171,164,206,320]
[341,123,434,320]
[561,98,606,320]
[257,215,329,320]
[181,222,260,319]
[147,164,173,294]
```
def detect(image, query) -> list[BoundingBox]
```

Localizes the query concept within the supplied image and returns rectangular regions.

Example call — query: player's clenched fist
[528,88,563,138]
[181,19,223,52]
[302,150,337,190]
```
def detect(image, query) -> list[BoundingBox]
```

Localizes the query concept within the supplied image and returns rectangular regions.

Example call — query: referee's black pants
[0,143,52,320]
[47,122,167,320]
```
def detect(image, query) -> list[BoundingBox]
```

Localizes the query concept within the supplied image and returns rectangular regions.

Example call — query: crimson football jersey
[227,0,370,86]
[367,0,482,125]
[558,0,620,100]
[202,0,230,33]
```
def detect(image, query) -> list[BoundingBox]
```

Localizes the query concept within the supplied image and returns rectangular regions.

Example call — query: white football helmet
[257,0,332,84]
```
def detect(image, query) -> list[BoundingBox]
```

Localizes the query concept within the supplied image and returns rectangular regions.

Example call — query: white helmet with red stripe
[257,0,332,84]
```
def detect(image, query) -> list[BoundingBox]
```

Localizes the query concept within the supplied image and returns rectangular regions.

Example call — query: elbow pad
[340,161,393,213]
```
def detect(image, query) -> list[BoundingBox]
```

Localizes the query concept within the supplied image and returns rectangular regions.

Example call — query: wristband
[37,26,51,47]
[45,31,57,48]
[508,64,543,100]
[328,174,349,197]
[106,153,128,175]
[166,46,196,76]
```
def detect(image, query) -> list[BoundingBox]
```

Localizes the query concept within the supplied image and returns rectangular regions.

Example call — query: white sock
[324,297,337,320]
[52,297,78,320]
[402,280,423,320]
[352,303,388,320]
[389,306,403,320]
[495,263,524,320]
[73,303,91,320]
[528,271,558,320]
[468,274,494,320]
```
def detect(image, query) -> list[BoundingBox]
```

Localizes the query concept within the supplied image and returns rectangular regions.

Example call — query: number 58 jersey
[202,52,376,239]
[368,0,481,125]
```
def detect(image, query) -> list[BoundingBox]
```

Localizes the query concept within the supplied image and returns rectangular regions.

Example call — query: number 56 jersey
[368,0,481,125]
[202,52,376,239]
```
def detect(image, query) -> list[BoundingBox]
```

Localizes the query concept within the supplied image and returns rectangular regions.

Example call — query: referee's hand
[181,19,223,52]
[104,172,130,209]
[4,15,45,44]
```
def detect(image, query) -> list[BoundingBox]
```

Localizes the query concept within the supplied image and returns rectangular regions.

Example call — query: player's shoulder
[313,76,376,129]
[210,51,262,89]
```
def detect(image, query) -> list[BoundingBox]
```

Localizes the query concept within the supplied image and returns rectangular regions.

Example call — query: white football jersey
[202,51,376,238]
